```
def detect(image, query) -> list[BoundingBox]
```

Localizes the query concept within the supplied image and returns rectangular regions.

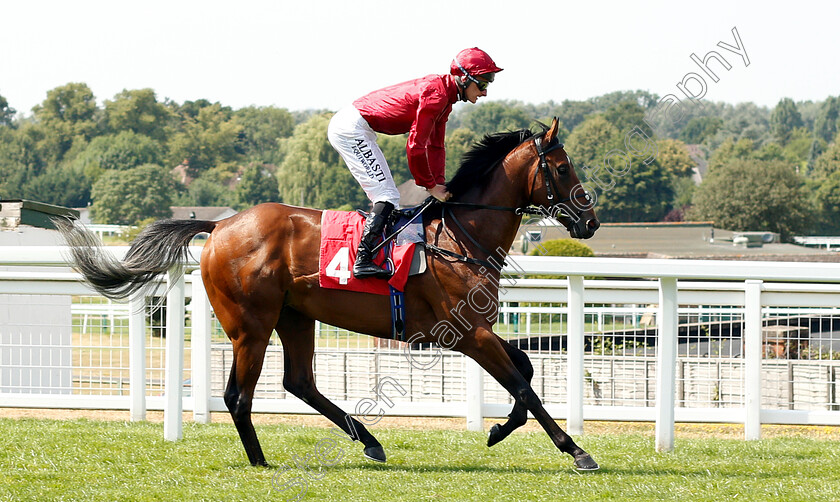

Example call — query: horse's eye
[557,164,569,175]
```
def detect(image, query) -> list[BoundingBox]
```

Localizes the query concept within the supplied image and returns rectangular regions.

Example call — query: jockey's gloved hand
[428,184,451,202]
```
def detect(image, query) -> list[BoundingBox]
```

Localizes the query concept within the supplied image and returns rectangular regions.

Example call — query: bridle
[426,134,593,271]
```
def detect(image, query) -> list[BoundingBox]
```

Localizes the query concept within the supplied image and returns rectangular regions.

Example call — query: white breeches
[328,106,401,207]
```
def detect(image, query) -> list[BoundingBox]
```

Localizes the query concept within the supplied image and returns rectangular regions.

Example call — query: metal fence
[3,248,840,451]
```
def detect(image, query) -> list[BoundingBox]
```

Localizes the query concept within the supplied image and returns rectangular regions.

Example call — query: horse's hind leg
[487,340,534,447]
[224,331,271,467]
[276,308,387,462]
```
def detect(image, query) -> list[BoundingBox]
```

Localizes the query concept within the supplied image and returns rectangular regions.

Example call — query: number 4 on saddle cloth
[318,206,428,340]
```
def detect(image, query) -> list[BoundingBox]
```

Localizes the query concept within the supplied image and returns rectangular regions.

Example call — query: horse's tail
[55,217,217,300]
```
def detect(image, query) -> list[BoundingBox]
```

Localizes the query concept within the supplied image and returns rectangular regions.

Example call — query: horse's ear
[545,117,561,143]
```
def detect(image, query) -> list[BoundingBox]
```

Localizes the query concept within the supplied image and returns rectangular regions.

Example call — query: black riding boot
[353,201,395,280]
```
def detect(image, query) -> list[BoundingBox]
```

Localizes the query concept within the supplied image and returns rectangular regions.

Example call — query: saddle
[319,199,434,341]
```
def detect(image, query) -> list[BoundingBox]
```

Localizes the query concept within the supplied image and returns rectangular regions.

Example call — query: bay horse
[57,117,601,471]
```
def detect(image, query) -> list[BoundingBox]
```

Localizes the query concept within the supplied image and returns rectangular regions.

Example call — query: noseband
[531,136,592,215]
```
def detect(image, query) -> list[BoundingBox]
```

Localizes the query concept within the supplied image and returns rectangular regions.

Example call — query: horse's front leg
[459,327,599,471]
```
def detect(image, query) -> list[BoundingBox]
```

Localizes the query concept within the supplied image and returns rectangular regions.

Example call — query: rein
[377,135,590,273]
[427,136,587,272]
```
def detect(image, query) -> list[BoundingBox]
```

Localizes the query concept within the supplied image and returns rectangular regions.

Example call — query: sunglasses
[466,75,491,92]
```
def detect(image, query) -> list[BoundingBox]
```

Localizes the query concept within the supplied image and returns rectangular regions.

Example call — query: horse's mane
[446,126,544,199]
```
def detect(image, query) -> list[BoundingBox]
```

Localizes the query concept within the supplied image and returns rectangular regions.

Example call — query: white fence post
[655,277,678,452]
[744,279,764,440]
[164,270,185,441]
[191,269,212,424]
[567,275,585,435]
[466,358,484,431]
[128,291,146,422]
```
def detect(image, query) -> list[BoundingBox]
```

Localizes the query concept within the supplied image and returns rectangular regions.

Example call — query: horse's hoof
[573,453,599,471]
[487,424,504,447]
[364,445,386,463]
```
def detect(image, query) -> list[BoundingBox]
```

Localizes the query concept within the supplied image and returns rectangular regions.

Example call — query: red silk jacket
[353,74,460,189]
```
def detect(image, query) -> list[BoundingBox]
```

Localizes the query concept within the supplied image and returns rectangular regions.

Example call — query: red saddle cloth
[319,210,416,295]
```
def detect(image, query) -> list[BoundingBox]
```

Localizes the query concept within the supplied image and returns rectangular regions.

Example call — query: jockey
[328,47,503,279]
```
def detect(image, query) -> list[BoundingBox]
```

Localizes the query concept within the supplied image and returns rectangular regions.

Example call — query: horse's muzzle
[569,218,600,239]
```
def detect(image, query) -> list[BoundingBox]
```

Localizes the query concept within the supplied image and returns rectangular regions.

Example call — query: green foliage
[444,127,479,180]
[679,116,723,144]
[603,101,650,136]
[103,88,171,141]
[0,93,15,126]
[174,177,235,208]
[18,164,91,208]
[707,138,755,170]
[657,139,694,177]
[814,96,839,143]
[812,170,840,234]
[90,164,175,224]
[276,113,367,210]
[688,159,813,239]
[167,103,243,175]
[235,164,280,208]
[70,131,163,181]
[232,106,294,164]
[770,97,804,145]
[553,99,596,132]
[811,132,840,180]
[457,101,532,137]
[565,115,622,168]
[31,83,99,161]
[529,238,594,257]
[376,134,411,185]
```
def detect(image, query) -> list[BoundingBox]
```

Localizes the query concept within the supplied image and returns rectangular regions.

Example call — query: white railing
[2,248,840,452]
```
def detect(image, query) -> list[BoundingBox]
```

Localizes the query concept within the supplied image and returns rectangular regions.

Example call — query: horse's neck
[449,169,527,260]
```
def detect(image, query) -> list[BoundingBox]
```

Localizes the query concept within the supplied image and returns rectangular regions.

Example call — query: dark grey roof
[517,221,840,262]
[170,206,238,221]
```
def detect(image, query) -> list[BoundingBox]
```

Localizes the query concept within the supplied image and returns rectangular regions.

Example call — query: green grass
[3,419,840,501]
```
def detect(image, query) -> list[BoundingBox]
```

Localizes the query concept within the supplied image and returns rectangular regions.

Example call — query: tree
[688,159,813,239]
[813,170,840,234]
[553,99,596,132]
[603,102,650,136]
[233,106,295,164]
[656,139,694,177]
[0,93,15,126]
[103,89,171,141]
[814,96,839,144]
[375,133,412,186]
[31,83,99,160]
[567,115,672,222]
[19,164,91,208]
[167,103,243,176]
[565,115,622,169]
[679,116,723,144]
[90,164,175,224]
[444,127,478,180]
[592,157,674,222]
[707,138,755,170]
[458,101,532,137]
[276,114,366,210]
[812,133,840,180]
[236,164,280,208]
[175,177,234,207]
[70,131,164,181]
[770,98,804,145]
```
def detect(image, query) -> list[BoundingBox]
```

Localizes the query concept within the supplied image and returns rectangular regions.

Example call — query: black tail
[55,218,217,300]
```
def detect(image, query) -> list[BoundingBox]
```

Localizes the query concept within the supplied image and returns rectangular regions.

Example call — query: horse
[57,117,602,471]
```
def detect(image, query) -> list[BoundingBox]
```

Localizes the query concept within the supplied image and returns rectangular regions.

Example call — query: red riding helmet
[450,47,503,79]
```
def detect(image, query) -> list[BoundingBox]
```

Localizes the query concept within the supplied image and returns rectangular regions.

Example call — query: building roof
[516,221,840,262]
[170,206,238,221]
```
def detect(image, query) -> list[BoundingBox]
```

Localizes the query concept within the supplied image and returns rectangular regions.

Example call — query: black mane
[446,128,539,199]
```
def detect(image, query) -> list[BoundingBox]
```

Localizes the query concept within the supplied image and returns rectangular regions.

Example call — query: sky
[2,0,839,116]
